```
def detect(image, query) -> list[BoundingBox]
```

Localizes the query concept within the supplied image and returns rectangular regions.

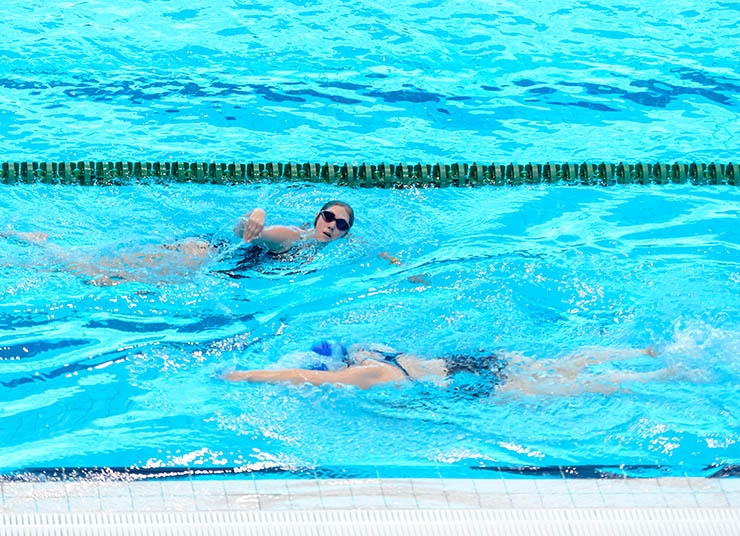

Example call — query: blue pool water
[1,0,739,163]
[1,184,739,478]
[1,0,740,480]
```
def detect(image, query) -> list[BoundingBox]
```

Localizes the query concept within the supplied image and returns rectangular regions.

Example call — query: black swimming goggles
[320,210,351,232]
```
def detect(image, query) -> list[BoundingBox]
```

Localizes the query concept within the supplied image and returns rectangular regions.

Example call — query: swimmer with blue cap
[225,340,498,390]
[224,343,670,395]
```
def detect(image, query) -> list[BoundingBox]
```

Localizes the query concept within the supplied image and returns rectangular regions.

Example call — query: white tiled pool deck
[1,476,740,535]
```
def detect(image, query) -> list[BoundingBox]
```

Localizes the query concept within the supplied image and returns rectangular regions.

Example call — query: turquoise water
[1,0,740,479]
[1,184,739,478]
[1,0,739,163]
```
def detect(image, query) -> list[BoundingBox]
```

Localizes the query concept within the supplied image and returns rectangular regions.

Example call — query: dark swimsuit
[212,243,314,278]
[445,353,509,395]
[359,349,412,378]
[311,342,507,390]
[350,347,510,385]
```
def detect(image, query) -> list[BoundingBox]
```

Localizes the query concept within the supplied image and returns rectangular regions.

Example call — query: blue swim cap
[310,340,347,358]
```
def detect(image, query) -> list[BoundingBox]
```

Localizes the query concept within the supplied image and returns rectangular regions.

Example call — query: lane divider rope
[1,161,738,186]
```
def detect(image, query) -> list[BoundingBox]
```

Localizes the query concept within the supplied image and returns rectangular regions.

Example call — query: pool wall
[1,476,739,535]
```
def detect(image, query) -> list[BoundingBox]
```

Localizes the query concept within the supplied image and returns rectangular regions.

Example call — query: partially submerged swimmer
[220,200,355,277]
[224,342,668,395]
[2,200,355,286]
[224,342,453,390]
[235,201,354,253]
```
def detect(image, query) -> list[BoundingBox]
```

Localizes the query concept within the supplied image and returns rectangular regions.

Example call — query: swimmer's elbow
[257,226,301,251]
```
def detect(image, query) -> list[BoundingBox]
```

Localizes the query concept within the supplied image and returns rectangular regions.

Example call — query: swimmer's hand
[87,275,126,287]
[235,209,266,243]
[642,346,658,357]
[216,366,237,381]
[379,251,401,265]
[378,251,431,285]
[407,274,431,286]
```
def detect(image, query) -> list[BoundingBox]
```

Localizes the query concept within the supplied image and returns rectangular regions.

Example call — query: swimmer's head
[313,201,354,242]
[311,340,347,359]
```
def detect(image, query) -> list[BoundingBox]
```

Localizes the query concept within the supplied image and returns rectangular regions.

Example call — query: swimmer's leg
[575,365,696,394]
[499,366,683,397]
[83,239,214,284]
[87,274,134,286]
[1,229,97,276]
[167,238,215,260]
[570,346,657,363]
[550,347,659,375]
[1,229,50,245]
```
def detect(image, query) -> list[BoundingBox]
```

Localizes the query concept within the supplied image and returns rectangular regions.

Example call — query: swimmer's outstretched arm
[234,208,302,253]
[224,365,393,390]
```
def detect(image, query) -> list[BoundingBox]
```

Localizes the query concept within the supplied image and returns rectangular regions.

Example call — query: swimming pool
[1,183,739,479]
[2,0,739,164]
[1,0,740,483]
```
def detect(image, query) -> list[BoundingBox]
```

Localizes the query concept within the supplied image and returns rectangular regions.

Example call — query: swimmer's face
[314,205,352,242]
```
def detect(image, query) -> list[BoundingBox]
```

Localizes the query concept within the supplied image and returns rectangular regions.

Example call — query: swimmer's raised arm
[234,208,303,253]
[234,201,354,253]
[234,209,266,242]
[253,226,304,253]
